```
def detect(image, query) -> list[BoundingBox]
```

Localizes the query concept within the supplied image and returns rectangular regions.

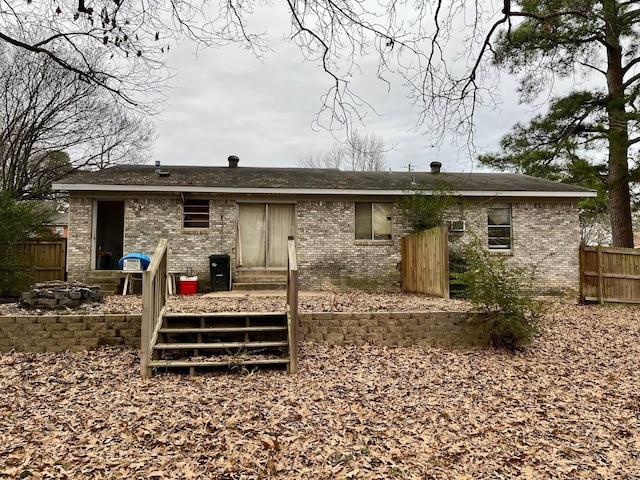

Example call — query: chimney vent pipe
[228,156,239,168]
[430,161,442,174]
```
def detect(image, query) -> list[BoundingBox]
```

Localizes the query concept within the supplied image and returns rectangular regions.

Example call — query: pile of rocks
[20,281,103,309]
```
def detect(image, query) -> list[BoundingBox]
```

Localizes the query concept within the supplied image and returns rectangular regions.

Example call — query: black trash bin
[209,254,231,291]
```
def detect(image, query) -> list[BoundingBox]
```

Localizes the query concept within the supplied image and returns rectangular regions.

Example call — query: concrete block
[65,323,88,331]
[14,316,38,324]
[50,330,73,339]
[23,323,47,332]
[0,317,16,327]
[325,333,345,344]
[37,316,60,324]
[74,330,98,339]
[366,326,385,334]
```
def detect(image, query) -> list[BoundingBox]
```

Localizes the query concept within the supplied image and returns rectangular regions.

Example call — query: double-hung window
[355,202,392,240]
[487,203,511,249]
[183,198,210,229]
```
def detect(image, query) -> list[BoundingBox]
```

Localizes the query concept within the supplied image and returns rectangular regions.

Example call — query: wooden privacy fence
[401,226,449,298]
[1,239,66,286]
[580,244,640,304]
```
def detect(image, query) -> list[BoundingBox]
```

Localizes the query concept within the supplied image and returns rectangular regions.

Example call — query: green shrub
[448,250,468,298]
[454,241,542,351]
[397,184,457,232]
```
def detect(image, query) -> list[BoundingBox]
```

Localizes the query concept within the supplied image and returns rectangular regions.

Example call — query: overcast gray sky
[152,6,534,173]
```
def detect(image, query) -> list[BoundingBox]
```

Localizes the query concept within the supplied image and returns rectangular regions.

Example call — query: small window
[183,199,209,229]
[447,202,465,232]
[488,203,511,249]
[355,203,392,240]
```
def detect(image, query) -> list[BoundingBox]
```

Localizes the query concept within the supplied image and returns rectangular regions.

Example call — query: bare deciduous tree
[0,45,155,199]
[4,2,635,245]
[301,130,390,171]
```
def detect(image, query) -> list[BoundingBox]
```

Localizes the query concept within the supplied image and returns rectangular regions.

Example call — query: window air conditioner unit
[449,220,466,232]
[122,258,142,271]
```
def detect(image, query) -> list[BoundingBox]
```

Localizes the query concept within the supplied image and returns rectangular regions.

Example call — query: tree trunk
[605,0,634,247]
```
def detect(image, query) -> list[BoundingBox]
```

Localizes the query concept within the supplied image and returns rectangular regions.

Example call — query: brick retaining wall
[0,311,488,353]
[0,314,142,353]
[299,312,488,347]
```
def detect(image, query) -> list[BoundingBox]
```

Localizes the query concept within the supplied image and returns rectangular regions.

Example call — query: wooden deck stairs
[140,237,299,377]
[148,311,293,374]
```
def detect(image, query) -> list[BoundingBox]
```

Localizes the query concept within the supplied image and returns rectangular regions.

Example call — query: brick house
[52,158,595,297]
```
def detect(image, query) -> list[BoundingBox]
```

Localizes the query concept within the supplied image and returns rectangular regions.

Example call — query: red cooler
[179,275,198,295]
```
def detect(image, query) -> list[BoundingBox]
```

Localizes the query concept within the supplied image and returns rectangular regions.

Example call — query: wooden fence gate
[579,244,640,304]
[1,239,67,292]
[401,226,449,298]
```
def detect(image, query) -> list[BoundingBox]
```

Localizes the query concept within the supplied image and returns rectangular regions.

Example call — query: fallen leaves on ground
[0,291,472,316]
[1,304,639,478]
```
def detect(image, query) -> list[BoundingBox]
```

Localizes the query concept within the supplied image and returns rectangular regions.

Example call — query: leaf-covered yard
[1,304,639,479]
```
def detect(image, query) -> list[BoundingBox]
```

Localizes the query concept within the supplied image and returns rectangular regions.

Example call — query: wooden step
[159,326,287,334]
[148,309,292,375]
[153,341,288,350]
[163,312,286,319]
[148,358,290,368]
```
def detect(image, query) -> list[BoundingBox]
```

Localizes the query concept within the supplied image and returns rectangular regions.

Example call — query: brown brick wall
[67,197,94,283]
[67,193,581,297]
[449,200,581,298]
[296,201,407,290]
[0,314,141,353]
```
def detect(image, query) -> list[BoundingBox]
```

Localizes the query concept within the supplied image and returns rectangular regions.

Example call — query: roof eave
[51,183,597,198]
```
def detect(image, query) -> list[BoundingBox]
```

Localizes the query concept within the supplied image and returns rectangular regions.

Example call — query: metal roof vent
[228,155,239,168]
[154,160,170,177]
[430,161,442,174]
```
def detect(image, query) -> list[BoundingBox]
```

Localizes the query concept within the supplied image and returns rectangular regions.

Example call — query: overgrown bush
[397,184,457,232]
[454,241,543,351]
[448,250,468,298]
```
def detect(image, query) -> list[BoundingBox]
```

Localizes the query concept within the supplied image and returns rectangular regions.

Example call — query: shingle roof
[53,164,595,196]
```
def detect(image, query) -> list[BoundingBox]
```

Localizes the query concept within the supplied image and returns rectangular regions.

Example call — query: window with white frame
[183,198,210,229]
[355,202,393,240]
[487,203,511,249]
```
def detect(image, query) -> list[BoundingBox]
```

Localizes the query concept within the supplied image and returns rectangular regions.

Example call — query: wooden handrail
[286,237,298,374]
[141,238,168,377]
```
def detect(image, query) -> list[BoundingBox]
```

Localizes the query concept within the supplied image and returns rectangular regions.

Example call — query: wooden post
[596,246,604,305]
[287,236,298,374]
[140,269,152,377]
[441,225,450,299]
[578,243,585,304]
[400,236,406,292]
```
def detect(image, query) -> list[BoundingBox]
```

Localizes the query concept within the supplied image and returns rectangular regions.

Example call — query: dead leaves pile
[0,291,471,316]
[1,304,639,479]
